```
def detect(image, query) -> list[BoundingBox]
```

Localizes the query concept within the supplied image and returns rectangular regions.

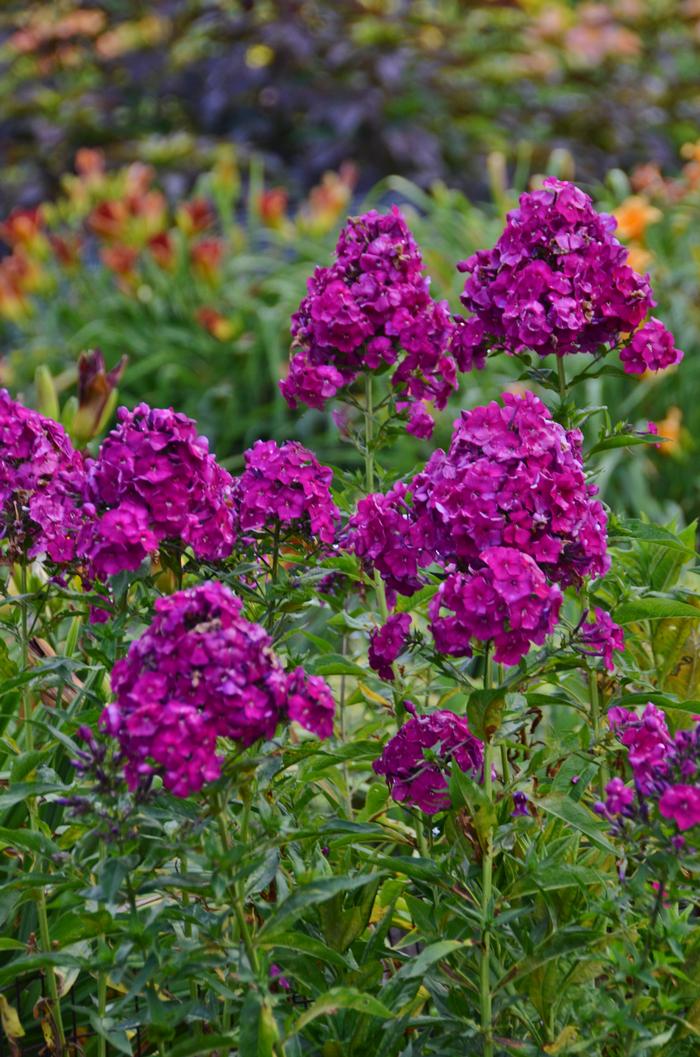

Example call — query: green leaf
[588,433,662,456]
[260,931,349,969]
[609,519,696,555]
[0,783,68,809]
[290,987,394,1034]
[0,826,60,858]
[166,1035,240,1057]
[394,939,468,979]
[536,794,617,854]
[0,939,25,952]
[613,598,700,625]
[508,863,606,898]
[308,654,368,677]
[259,873,384,938]
[238,993,278,1057]
[497,929,602,989]
[319,876,380,952]
[467,689,505,741]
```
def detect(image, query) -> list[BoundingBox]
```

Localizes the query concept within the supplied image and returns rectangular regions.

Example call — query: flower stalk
[364,374,389,623]
[480,643,495,1057]
[19,560,67,1053]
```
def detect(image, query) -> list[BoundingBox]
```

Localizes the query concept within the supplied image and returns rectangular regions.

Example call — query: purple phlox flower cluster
[368,612,412,681]
[232,439,339,545]
[80,403,236,579]
[454,177,657,368]
[106,582,334,797]
[576,608,625,671]
[608,702,673,793]
[597,704,700,840]
[429,547,562,666]
[0,389,86,563]
[282,207,457,437]
[619,317,683,375]
[345,481,435,602]
[373,704,484,814]
[411,391,610,588]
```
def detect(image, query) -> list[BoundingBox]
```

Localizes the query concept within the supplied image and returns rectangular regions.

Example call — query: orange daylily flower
[653,407,683,456]
[191,238,225,283]
[614,196,662,242]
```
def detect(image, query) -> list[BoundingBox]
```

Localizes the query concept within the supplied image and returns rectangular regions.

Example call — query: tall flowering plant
[1,183,698,1057]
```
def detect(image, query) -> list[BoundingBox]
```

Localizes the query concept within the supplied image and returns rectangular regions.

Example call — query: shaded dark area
[2,1,700,208]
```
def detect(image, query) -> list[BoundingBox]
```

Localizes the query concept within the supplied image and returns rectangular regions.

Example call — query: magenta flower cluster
[430,547,562,665]
[368,613,412,681]
[411,391,610,588]
[347,391,610,666]
[619,318,683,375]
[347,482,432,601]
[233,439,339,545]
[454,177,662,369]
[596,704,700,840]
[80,404,236,579]
[373,703,484,814]
[577,608,625,671]
[0,389,85,563]
[106,582,334,797]
[282,207,457,437]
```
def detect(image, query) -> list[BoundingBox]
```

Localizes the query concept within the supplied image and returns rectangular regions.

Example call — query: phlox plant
[0,180,698,1057]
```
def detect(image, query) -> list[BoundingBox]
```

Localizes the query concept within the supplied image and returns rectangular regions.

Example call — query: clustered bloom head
[429,547,562,665]
[282,207,457,437]
[348,391,610,607]
[454,177,661,369]
[412,391,610,588]
[368,612,412,681]
[0,389,85,563]
[106,582,334,797]
[233,439,339,545]
[619,318,683,375]
[577,608,625,671]
[597,704,700,843]
[373,704,484,814]
[345,482,435,602]
[80,403,236,579]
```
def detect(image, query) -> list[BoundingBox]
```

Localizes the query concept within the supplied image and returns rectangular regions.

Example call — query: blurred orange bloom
[191,238,225,283]
[49,233,83,269]
[257,188,288,229]
[101,244,139,280]
[614,196,662,241]
[0,207,45,248]
[147,232,176,270]
[196,307,234,341]
[298,164,358,235]
[89,200,129,241]
[654,407,683,456]
[626,245,652,274]
[176,198,215,237]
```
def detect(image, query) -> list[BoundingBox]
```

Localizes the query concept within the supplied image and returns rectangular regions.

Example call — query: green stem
[20,561,66,1054]
[271,519,281,583]
[589,667,608,797]
[364,376,389,623]
[480,644,495,1057]
[556,355,567,404]
[215,800,286,1057]
[338,636,353,818]
[97,967,107,1057]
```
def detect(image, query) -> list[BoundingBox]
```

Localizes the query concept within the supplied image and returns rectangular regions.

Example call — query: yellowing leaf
[0,995,24,1040]
[544,1025,579,1053]
[358,682,390,706]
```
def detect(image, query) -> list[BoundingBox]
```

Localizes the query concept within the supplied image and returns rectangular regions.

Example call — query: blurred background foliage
[3,0,700,204]
[0,0,698,522]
